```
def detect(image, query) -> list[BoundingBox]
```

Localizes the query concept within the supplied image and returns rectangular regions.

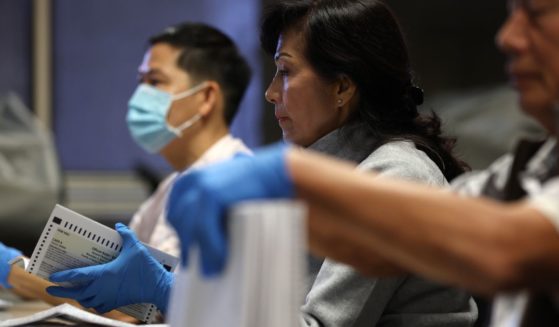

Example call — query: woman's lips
[275,115,291,129]
[275,110,290,122]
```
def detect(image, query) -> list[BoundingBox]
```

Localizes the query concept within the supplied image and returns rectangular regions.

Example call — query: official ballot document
[168,200,308,327]
[26,204,179,323]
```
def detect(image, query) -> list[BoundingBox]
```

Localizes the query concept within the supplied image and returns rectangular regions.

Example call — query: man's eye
[278,69,289,76]
[146,79,161,86]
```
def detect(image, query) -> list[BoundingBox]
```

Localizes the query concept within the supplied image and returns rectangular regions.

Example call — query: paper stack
[167,200,307,327]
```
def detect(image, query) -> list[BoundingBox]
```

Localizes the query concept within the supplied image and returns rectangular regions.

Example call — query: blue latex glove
[0,242,22,288]
[46,223,174,314]
[167,143,294,276]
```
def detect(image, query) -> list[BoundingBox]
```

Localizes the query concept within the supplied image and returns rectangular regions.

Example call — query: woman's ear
[335,74,357,108]
[198,81,220,117]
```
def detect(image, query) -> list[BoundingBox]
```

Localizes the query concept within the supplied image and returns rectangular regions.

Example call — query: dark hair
[261,0,469,179]
[149,22,251,125]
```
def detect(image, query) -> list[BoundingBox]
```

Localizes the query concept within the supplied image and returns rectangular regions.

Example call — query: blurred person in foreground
[166,1,559,326]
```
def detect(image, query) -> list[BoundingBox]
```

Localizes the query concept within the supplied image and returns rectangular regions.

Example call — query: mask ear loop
[168,114,202,137]
[167,82,209,137]
[171,82,209,101]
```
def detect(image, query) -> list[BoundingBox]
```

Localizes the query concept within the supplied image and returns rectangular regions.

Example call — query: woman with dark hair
[259,0,476,326]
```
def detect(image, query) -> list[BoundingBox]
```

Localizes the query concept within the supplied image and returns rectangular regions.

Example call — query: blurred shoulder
[357,141,447,186]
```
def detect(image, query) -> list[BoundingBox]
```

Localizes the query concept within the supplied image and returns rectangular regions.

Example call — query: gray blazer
[303,128,477,327]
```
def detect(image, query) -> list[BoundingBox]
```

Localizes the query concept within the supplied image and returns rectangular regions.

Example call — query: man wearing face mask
[20,22,251,316]
[123,23,252,259]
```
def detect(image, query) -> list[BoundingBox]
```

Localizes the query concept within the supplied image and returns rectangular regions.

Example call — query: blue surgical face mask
[126,83,207,153]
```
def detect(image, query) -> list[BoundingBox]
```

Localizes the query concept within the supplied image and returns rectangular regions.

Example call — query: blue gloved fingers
[116,224,160,270]
[49,265,102,284]
[114,223,139,247]
[233,152,251,159]
[168,179,201,266]
[0,242,23,288]
[77,280,103,300]
[166,143,295,276]
[77,294,106,310]
[168,171,197,214]
[46,285,88,299]
[0,242,22,256]
[154,271,174,313]
[44,223,171,314]
[177,192,200,267]
[93,303,114,314]
[167,173,197,230]
[2,246,22,261]
[197,197,227,276]
[253,143,294,198]
[75,282,120,313]
[47,285,105,312]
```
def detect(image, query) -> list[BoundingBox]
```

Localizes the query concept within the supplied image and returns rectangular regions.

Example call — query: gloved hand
[46,223,174,314]
[167,143,294,276]
[0,242,22,288]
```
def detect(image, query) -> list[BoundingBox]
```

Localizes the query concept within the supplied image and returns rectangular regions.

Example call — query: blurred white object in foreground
[168,200,307,327]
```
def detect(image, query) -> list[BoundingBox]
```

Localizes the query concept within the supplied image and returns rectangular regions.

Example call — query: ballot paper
[0,299,12,311]
[167,200,307,327]
[26,204,179,323]
[0,303,136,327]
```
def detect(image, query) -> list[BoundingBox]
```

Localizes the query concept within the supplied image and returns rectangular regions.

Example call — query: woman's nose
[265,80,280,104]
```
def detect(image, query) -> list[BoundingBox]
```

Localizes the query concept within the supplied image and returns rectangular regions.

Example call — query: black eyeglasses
[510,0,559,20]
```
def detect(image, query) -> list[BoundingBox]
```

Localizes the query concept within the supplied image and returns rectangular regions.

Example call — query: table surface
[0,290,167,326]
[0,289,52,321]
[0,290,107,326]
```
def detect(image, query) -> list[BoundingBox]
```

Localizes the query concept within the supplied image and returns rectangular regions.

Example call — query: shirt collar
[307,122,379,163]
[188,134,250,172]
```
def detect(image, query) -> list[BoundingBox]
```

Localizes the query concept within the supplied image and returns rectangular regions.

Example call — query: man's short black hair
[149,22,251,125]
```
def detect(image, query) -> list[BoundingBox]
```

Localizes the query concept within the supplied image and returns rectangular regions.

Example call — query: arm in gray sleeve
[301,259,477,327]
[301,259,401,326]
[300,142,477,327]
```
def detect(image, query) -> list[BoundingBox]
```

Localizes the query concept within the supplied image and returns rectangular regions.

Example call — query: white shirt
[451,138,558,327]
[128,134,251,257]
